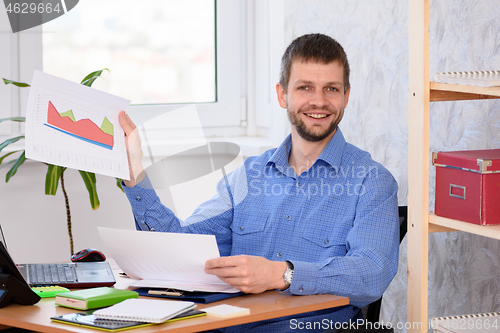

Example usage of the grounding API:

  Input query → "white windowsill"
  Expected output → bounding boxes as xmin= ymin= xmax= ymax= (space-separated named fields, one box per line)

xmin=141 ymin=135 xmax=275 ymax=161
xmin=1 ymin=135 xmax=275 ymax=160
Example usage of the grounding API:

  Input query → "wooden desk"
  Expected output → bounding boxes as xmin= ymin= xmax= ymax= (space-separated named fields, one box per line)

xmin=0 ymin=260 xmax=348 ymax=332
xmin=0 ymin=291 xmax=348 ymax=332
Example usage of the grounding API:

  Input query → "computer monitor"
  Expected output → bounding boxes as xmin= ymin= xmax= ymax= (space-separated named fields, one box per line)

xmin=0 ymin=241 xmax=40 ymax=307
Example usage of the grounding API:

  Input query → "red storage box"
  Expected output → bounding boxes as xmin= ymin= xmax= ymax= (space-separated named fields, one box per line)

xmin=433 ymin=149 xmax=500 ymax=225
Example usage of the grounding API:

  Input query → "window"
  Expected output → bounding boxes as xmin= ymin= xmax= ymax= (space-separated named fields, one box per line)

xmin=5 ymin=0 xmax=244 ymax=139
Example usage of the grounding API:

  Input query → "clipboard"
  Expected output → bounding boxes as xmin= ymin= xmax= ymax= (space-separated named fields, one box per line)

xmin=133 ymin=288 xmax=246 ymax=304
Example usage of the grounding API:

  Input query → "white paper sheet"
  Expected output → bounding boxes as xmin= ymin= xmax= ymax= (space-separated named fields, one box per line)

xmin=97 ymin=227 xmax=240 ymax=293
xmin=25 ymin=70 xmax=131 ymax=180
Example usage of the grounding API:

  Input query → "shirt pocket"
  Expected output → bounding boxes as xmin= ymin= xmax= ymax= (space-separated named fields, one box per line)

xmin=230 ymin=213 xmax=269 ymax=236
xmin=301 ymin=226 xmax=348 ymax=257
xmin=230 ymin=213 xmax=270 ymax=256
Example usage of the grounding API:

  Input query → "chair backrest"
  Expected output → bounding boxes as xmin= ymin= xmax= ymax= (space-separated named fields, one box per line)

xmin=365 ymin=206 xmax=407 ymax=323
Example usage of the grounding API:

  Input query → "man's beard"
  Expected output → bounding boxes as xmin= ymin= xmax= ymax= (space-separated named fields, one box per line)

xmin=287 ymin=106 xmax=343 ymax=142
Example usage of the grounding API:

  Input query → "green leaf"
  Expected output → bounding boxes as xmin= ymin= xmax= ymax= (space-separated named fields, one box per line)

xmin=0 ymin=136 xmax=24 ymax=153
xmin=0 ymin=159 xmax=15 ymax=171
xmin=116 ymin=178 xmax=124 ymax=192
xmin=79 ymin=171 xmax=100 ymax=210
xmin=3 ymin=78 xmax=30 ymax=87
xmin=5 ymin=151 xmax=26 ymax=182
xmin=45 ymin=165 xmax=65 ymax=195
xmin=0 ymin=117 xmax=26 ymax=123
xmin=0 ymin=150 xmax=22 ymax=165
xmin=80 ymin=69 xmax=109 ymax=87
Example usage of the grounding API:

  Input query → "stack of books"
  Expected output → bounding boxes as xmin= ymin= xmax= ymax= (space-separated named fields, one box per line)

xmin=51 ymin=287 xmax=205 ymax=331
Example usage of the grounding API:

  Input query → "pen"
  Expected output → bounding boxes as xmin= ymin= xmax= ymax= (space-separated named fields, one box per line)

xmin=148 ymin=289 xmax=184 ymax=297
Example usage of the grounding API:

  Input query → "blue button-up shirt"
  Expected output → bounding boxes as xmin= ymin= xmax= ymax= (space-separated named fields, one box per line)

xmin=123 ymin=128 xmax=399 ymax=332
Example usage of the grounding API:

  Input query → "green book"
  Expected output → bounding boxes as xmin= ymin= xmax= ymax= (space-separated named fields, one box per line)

xmin=55 ymin=287 xmax=138 ymax=310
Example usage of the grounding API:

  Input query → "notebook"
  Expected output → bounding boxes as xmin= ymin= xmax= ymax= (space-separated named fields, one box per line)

xmin=431 ymin=312 xmax=500 ymax=333
xmin=434 ymin=70 xmax=500 ymax=87
xmin=93 ymin=298 xmax=196 ymax=324
xmin=51 ymin=309 xmax=205 ymax=331
xmin=18 ymin=261 xmax=116 ymax=288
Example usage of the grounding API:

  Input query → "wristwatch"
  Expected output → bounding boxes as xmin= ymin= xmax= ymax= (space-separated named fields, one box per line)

xmin=283 ymin=261 xmax=294 ymax=289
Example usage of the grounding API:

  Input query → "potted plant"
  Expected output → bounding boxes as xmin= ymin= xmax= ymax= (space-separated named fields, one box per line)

xmin=0 ymin=69 xmax=123 ymax=255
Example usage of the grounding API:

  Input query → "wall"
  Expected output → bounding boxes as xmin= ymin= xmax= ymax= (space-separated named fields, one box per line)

xmin=285 ymin=0 xmax=500 ymax=332
xmin=0 ymin=161 xmax=136 ymax=263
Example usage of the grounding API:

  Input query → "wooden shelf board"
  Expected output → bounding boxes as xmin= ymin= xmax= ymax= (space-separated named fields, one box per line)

xmin=429 ymin=212 xmax=500 ymax=239
xmin=428 ymin=223 xmax=457 ymax=233
xmin=430 ymin=82 xmax=500 ymax=101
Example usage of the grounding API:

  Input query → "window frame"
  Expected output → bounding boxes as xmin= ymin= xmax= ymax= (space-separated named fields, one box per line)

xmin=251 ymin=0 xmax=287 ymax=147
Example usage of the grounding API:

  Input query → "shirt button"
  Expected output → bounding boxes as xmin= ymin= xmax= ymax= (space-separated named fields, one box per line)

xmin=286 ymin=215 xmax=291 ymax=220
xmin=324 ymin=239 xmax=329 ymax=244
xmin=277 ymin=252 xmax=282 ymax=258
xmin=296 ymin=182 xmax=301 ymax=187
xmin=240 ymin=226 xmax=245 ymax=231
xmin=150 ymin=228 xmax=155 ymax=231
xmin=299 ymin=288 xmax=303 ymax=293
xmin=135 ymin=196 xmax=141 ymax=201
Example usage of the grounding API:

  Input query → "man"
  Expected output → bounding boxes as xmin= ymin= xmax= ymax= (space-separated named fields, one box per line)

xmin=119 ymin=33 xmax=399 ymax=332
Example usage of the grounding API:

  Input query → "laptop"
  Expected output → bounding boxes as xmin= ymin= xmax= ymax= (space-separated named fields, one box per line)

xmin=0 ymin=225 xmax=115 ymax=288
xmin=18 ymin=261 xmax=116 ymax=288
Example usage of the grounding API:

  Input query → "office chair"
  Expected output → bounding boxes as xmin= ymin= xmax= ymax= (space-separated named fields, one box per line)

xmin=333 ymin=206 xmax=408 ymax=333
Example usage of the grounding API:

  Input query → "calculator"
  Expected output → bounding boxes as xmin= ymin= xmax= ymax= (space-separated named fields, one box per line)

xmin=32 ymin=285 xmax=70 ymax=298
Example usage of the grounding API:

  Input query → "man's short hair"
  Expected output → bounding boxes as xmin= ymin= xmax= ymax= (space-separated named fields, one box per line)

xmin=279 ymin=33 xmax=350 ymax=94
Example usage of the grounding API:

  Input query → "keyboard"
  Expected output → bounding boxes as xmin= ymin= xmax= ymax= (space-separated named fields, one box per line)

xmin=28 ymin=263 xmax=76 ymax=285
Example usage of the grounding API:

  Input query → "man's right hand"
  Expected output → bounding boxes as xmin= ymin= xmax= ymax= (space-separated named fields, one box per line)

xmin=119 ymin=111 xmax=145 ymax=187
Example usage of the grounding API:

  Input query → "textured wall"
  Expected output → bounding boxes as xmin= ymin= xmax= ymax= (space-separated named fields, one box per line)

xmin=285 ymin=0 xmax=500 ymax=332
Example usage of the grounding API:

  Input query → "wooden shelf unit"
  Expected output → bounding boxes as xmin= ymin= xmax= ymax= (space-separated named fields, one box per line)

xmin=429 ymin=213 xmax=500 ymax=238
xmin=430 ymin=82 xmax=500 ymax=101
xmin=407 ymin=1 xmax=500 ymax=332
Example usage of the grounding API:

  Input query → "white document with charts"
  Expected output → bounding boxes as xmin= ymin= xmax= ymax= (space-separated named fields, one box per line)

xmin=97 ymin=227 xmax=240 ymax=293
xmin=25 ymin=70 xmax=130 ymax=180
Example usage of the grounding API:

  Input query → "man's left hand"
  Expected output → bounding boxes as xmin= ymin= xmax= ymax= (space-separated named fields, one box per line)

xmin=205 ymin=255 xmax=288 ymax=294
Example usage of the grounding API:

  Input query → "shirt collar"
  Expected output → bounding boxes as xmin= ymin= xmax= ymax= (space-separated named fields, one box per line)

xmin=316 ymin=127 xmax=346 ymax=170
xmin=267 ymin=127 xmax=346 ymax=172
xmin=267 ymin=134 xmax=293 ymax=176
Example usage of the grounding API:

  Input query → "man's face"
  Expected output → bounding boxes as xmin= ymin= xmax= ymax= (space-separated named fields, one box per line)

xmin=277 ymin=60 xmax=350 ymax=143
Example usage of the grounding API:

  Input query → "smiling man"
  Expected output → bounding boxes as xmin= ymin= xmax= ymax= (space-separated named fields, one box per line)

xmin=120 ymin=33 xmax=399 ymax=332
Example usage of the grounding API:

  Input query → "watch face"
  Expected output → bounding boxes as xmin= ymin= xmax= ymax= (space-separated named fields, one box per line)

xmin=285 ymin=268 xmax=293 ymax=283
xmin=283 ymin=261 xmax=294 ymax=287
